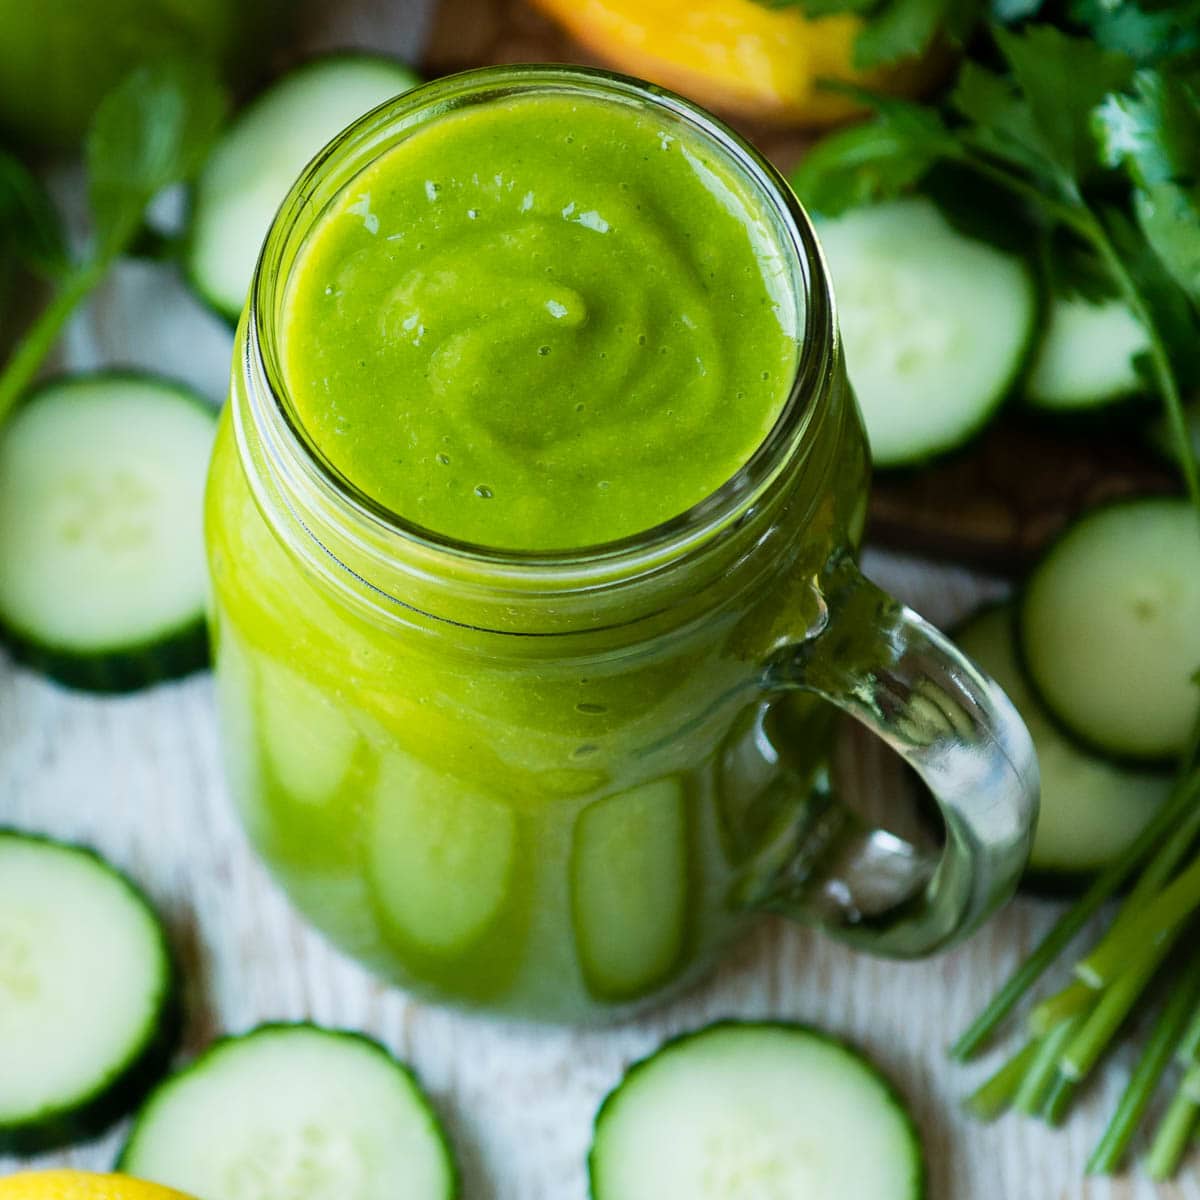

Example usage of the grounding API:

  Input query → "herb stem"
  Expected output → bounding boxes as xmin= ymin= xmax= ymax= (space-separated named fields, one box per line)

xmin=1178 ymin=989 xmax=1200 ymax=1065
xmin=1147 ymin=1062 xmax=1200 ymax=1179
xmin=1040 ymin=1071 xmax=1077 ymax=1125
xmin=1016 ymin=1016 xmax=1084 ymax=1115
xmin=1061 ymin=935 xmax=1178 ymax=1082
xmin=1087 ymin=955 xmax=1200 ymax=1173
xmin=1081 ymin=210 xmax=1200 ymax=511
xmin=965 ymin=1036 xmax=1041 ymax=1120
xmin=1030 ymin=980 xmax=1096 ymax=1036
xmin=954 ymin=145 xmax=1092 ymax=233
xmin=952 ymin=773 xmax=1200 ymax=1060
xmin=0 ymin=258 xmax=107 ymax=423
xmin=1078 ymin=854 xmax=1200 ymax=988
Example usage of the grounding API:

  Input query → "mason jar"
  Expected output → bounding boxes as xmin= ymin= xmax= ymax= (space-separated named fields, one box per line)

xmin=205 ymin=65 xmax=1038 ymax=1022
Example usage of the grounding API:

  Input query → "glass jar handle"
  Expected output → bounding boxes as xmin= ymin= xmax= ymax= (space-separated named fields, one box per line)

xmin=755 ymin=551 xmax=1039 ymax=956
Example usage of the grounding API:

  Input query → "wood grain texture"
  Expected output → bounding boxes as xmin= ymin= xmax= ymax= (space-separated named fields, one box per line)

xmin=1 ymin=2 xmax=1197 ymax=1195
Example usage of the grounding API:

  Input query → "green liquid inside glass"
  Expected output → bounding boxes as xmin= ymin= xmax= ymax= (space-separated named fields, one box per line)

xmin=280 ymin=93 xmax=796 ymax=548
xmin=207 ymin=84 xmax=862 ymax=1020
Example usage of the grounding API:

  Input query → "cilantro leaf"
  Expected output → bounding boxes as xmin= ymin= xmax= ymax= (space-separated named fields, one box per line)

xmin=952 ymin=61 xmax=1056 ymax=181
xmin=86 ymin=57 xmax=227 ymax=261
xmin=990 ymin=0 xmax=1042 ymax=20
xmin=0 ymin=149 xmax=69 ymax=279
xmin=1102 ymin=202 xmax=1200 ymax=387
xmin=1093 ymin=69 xmax=1200 ymax=187
xmin=992 ymin=26 xmax=1134 ymax=188
xmin=1095 ymin=69 xmax=1200 ymax=302
xmin=1136 ymin=180 xmax=1200 ymax=301
xmin=1071 ymin=0 xmax=1200 ymax=66
xmin=764 ymin=0 xmax=989 ymax=62
xmin=789 ymin=106 xmax=958 ymax=213
xmin=853 ymin=0 xmax=959 ymax=67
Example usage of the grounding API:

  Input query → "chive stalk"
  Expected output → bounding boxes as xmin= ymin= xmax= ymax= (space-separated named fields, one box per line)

xmin=952 ymin=773 xmax=1200 ymax=1060
xmin=964 ymin=1037 xmax=1041 ymax=1120
xmin=1030 ymin=980 xmax=1095 ymax=1036
xmin=1060 ymin=936 xmax=1179 ymax=1083
xmin=1147 ymin=1062 xmax=1200 ymax=1180
xmin=1015 ymin=1016 xmax=1084 ymax=1116
xmin=1087 ymin=956 xmax=1200 ymax=1173
xmin=1078 ymin=856 xmax=1200 ymax=988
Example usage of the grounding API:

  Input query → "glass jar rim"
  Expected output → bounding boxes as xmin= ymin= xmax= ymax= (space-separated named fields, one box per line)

xmin=248 ymin=63 xmax=837 ymax=587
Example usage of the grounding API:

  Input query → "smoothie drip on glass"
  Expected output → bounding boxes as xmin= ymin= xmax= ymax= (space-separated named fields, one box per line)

xmin=280 ymin=93 xmax=799 ymax=549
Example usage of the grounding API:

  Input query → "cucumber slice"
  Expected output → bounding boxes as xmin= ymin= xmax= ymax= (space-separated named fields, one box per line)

xmin=119 ymin=1024 xmax=457 ymax=1200
xmin=1026 ymin=295 xmax=1150 ymax=412
xmin=570 ymin=778 xmax=689 ymax=1002
xmin=369 ymin=751 xmax=517 ymax=957
xmin=957 ymin=605 xmax=1169 ymax=885
xmin=187 ymin=54 xmax=422 ymax=320
xmin=815 ymin=198 xmax=1036 ymax=468
xmin=257 ymin=658 xmax=363 ymax=806
xmin=1020 ymin=498 xmax=1200 ymax=762
xmin=589 ymin=1021 xmax=924 ymax=1200
xmin=0 ymin=372 xmax=215 ymax=692
xmin=0 ymin=831 xmax=179 ymax=1154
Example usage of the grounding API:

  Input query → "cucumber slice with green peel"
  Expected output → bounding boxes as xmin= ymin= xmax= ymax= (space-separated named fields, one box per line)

xmin=119 ymin=1024 xmax=458 ymax=1200
xmin=957 ymin=605 xmax=1169 ymax=886
xmin=589 ymin=1021 xmax=924 ymax=1200
xmin=815 ymin=198 xmax=1036 ymax=468
xmin=1019 ymin=498 xmax=1200 ymax=763
xmin=1025 ymin=295 xmax=1150 ymax=412
xmin=571 ymin=778 xmax=689 ymax=1002
xmin=0 ymin=831 xmax=179 ymax=1155
xmin=0 ymin=372 xmax=215 ymax=692
xmin=248 ymin=663 xmax=370 ymax=877
xmin=187 ymin=54 xmax=422 ymax=320
xmin=257 ymin=658 xmax=363 ymax=806
xmin=369 ymin=752 xmax=517 ymax=957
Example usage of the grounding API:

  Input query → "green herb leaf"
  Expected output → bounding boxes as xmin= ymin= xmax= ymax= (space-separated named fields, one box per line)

xmin=1095 ymin=70 xmax=1200 ymax=302
xmin=952 ymin=61 xmax=1055 ymax=180
xmin=0 ymin=57 xmax=228 ymax=424
xmin=1136 ymin=181 xmax=1200 ymax=302
xmin=1094 ymin=69 xmax=1200 ymax=188
xmin=789 ymin=109 xmax=957 ymax=213
xmin=1070 ymin=0 xmax=1200 ymax=66
xmin=990 ymin=0 xmax=1042 ymax=21
xmin=922 ymin=161 xmax=1041 ymax=250
xmin=85 ymin=57 xmax=227 ymax=262
xmin=1038 ymin=228 xmax=1119 ymax=303
xmin=0 ymin=149 xmax=69 ymax=279
xmin=992 ymin=26 xmax=1135 ymax=188
xmin=852 ymin=0 xmax=957 ymax=66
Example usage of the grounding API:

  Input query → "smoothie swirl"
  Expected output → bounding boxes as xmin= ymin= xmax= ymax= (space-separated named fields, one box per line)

xmin=282 ymin=92 xmax=799 ymax=550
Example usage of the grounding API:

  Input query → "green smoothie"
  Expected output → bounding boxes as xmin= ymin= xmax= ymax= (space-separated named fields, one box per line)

xmin=281 ymin=93 xmax=797 ymax=549
xmin=207 ymin=71 xmax=869 ymax=1020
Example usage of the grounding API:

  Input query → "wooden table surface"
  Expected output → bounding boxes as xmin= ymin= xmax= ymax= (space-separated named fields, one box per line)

xmin=2 ymin=3 xmax=1199 ymax=1197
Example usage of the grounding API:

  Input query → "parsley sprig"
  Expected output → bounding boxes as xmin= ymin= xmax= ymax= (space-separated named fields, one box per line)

xmin=794 ymin=21 xmax=1200 ymax=1176
xmin=0 ymin=59 xmax=226 ymax=423
xmin=793 ymin=27 xmax=1200 ymax=501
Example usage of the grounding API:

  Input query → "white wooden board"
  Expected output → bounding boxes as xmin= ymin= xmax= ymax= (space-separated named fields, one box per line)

xmin=2 ymin=3 xmax=1198 ymax=1194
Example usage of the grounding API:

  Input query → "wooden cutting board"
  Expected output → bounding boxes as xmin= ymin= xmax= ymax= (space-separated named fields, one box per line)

xmin=424 ymin=0 xmax=1177 ymax=574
